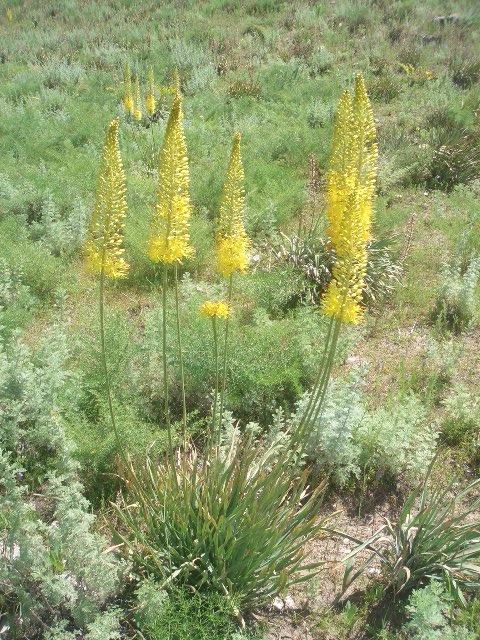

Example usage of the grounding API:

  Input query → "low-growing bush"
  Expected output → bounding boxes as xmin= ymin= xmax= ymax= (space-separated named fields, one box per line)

xmin=355 ymin=394 xmax=438 ymax=483
xmin=135 ymin=580 xmax=251 ymax=640
xmin=426 ymin=130 xmax=480 ymax=193
xmin=0 ymin=329 xmax=127 ymax=638
xmin=236 ymin=265 xmax=308 ymax=317
xmin=0 ymin=325 xmax=77 ymax=480
xmin=440 ymin=384 xmax=480 ymax=469
xmin=450 ymin=58 xmax=480 ymax=89
xmin=297 ymin=375 xmax=437 ymax=488
xmin=0 ymin=215 xmax=65 ymax=302
xmin=0 ymin=452 xmax=127 ymax=639
xmin=298 ymin=372 xmax=364 ymax=487
xmin=403 ymin=582 xmax=474 ymax=640
xmin=0 ymin=258 xmax=38 ymax=337
xmin=28 ymin=192 xmax=89 ymax=257
xmin=432 ymin=253 xmax=480 ymax=332
xmin=367 ymin=75 xmax=402 ymax=103
xmin=338 ymin=462 xmax=480 ymax=605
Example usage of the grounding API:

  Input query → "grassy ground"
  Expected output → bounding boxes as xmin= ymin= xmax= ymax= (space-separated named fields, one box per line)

xmin=1 ymin=0 xmax=480 ymax=638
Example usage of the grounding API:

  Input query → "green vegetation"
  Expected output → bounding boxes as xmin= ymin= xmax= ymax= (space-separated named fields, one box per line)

xmin=1 ymin=0 xmax=479 ymax=638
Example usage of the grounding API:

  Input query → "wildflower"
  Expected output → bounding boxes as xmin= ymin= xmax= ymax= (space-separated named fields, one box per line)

xmin=6 ymin=8 xmax=12 ymax=22
xmin=200 ymin=300 xmax=230 ymax=319
xmin=216 ymin=133 xmax=250 ymax=277
xmin=133 ymin=75 xmax=142 ymax=121
xmin=84 ymin=118 xmax=129 ymax=279
xmin=146 ymin=65 xmax=156 ymax=116
xmin=123 ymin=63 xmax=134 ymax=115
xmin=147 ymin=93 xmax=193 ymax=264
xmin=322 ymin=75 xmax=377 ymax=323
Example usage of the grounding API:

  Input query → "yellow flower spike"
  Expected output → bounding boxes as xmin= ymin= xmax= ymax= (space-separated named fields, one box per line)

xmin=147 ymin=93 xmax=194 ymax=265
xmin=133 ymin=75 xmax=142 ymax=121
xmin=322 ymin=74 xmax=377 ymax=324
xmin=146 ymin=65 xmax=156 ymax=116
xmin=123 ymin=62 xmax=134 ymax=114
xmin=200 ymin=300 xmax=230 ymax=319
xmin=216 ymin=133 xmax=250 ymax=277
xmin=84 ymin=118 xmax=129 ymax=279
xmin=6 ymin=7 xmax=12 ymax=22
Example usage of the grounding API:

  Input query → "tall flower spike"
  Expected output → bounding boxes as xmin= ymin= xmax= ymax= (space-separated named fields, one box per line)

xmin=322 ymin=74 xmax=377 ymax=323
xmin=216 ymin=133 xmax=250 ymax=277
xmin=84 ymin=118 xmax=129 ymax=279
xmin=147 ymin=93 xmax=193 ymax=264
xmin=146 ymin=65 xmax=156 ymax=116
xmin=133 ymin=75 xmax=142 ymax=121
xmin=123 ymin=63 xmax=134 ymax=115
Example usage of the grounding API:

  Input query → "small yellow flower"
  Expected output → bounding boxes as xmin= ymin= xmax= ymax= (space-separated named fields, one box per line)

xmin=6 ymin=8 xmax=12 ymax=22
xmin=145 ymin=65 xmax=156 ymax=116
xmin=200 ymin=300 xmax=230 ymax=319
xmin=133 ymin=75 xmax=142 ymax=121
xmin=123 ymin=63 xmax=134 ymax=114
xmin=84 ymin=118 xmax=129 ymax=279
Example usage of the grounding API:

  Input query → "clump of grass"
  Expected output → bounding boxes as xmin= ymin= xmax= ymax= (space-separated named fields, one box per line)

xmin=450 ymin=58 xmax=480 ymax=89
xmin=337 ymin=461 xmax=480 ymax=606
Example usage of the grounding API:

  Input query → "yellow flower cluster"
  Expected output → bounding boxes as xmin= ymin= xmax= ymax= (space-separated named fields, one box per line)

xmin=147 ymin=92 xmax=193 ymax=265
xmin=322 ymin=75 xmax=377 ymax=324
xmin=133 ymin=75 xmax=142 ymax=121
xmin=84 ymin=118 xmax=129 ymax=279
xmin=216 ymin=133 xmax=250 ymax=277
xmin=123 ymin=63 xmax=134 ymax=115
xmin=200 ymin=300 xmax=230 ymax=319
xmin=145 ymin=65 xmax=156 ymax=116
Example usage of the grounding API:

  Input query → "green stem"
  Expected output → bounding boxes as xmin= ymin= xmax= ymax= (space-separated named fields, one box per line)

xmin=310 ymin=316 xmax=342 ymax=427
xmin=162 ymin=264 xmax=172 ymax=455
xmin=99 ymin=266 xmax=126 ymax=466
xmin=212 ymin=317 xmax=220 ymax=445
xmin=174 ymin=264 xmax=188 ymax=449
xmin=297 ymin=314 xmax=336 ymax=435
xmin=149 ymin=119 xmax=158 ymax=169
xmin=218 ymin=275 xmax=233 ymax=432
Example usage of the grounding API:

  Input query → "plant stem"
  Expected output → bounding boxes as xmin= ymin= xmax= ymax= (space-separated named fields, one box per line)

xmin=174 ymin=264 xmax=188 ymax=449
xmin=297 ymin=314 xmax=335 ymax=435
xmin=162 ymin=264 xmax=172 ymax=455
xmin=310 ymin=316 xmax=342 ymax=427
xmin=99 ymin=265 xmax=126 ymax=465
xmin=218 ymin=275 xmax=233 ymax=433
xmin=211 ymin=317 xmax=220 ymax=445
